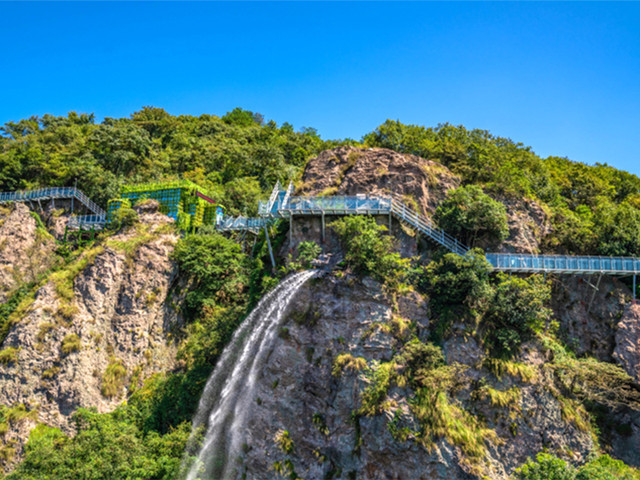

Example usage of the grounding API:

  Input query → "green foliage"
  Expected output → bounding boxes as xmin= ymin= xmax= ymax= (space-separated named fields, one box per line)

xmin=394 ymin=338 xmax=446 ymax=388
xmin=297 ymin=241 xmax=321 ymax=268
xmin=4 ymin=409 xmax=192 ymax=480
xmin=421 ymin=250 xmax=493 ymax=330
xmin=173 ymin=233 xmax=248 ymax=316
xmin=330 ymin=216 xmax=409 ymax=288
xmin=434 ymin=185 xmax=509 ymax=247
xmin=101 ymin=357 xmax=127 ymax=399
xmin=423 ymin=253 xmax=553 ymax=359
xmin=274 ymin=429 xmax=294 ymax=454
xmin=358 ymin=361 xmax=395 ymax=415
xmin=173 ymin=232 xmax=251 ymax=367
xmin=551 ymin=350 xmax=640 ymax=410
xmin=365 ymin=120 xmax=640 ymax=256
xmin=576 ymin=455 xmax=640 ymax=480
xmin=0 ymin=347 xmax=19 ymax=365
xmin=482 ymin=274 xmax=552 ymax=359
xmin=514 ymin=452 xmax=575 ymax=480
xmin=0 ymin=108 xmax=339 ymax=209
xmin=0 ymin=287 xmax=33 ymax=346
xmin=111 ymin=204 xmax=139 ymax=230
xmin=332 ymin=353 xmax=367 ymax=376
xmin=514 ymin=453 xmax=640 ymax=480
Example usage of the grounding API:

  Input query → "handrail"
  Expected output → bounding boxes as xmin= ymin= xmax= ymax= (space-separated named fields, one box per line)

xmin=266 ymin=181 xmax=282 ymax=213
xmin=0 ymin=187 xmax=106 ymax=216
xmin=486 ymin=253 xmax=640 ymax=275
xmin=389 ymin=197 xmax=469 ymax=255
xmin=281 ymin=181 xmax=294 ymax=210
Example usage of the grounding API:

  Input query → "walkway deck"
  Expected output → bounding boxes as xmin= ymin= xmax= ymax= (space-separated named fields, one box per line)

xmin=220 ymin=183 xmax=640 ymax=277
xmin=0 ymin=187 xmax=107 ymax=229
xmin=3 ymin=184 xmax=640 ymax=279
xmin=485 ymin=253 xmax=640 ymax=276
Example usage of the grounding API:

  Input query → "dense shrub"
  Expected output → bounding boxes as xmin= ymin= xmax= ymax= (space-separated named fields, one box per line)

xmin=482 ymin=274 xmax=552 ymax=359
xmin=297 ymin=241 xmax=322 ymax=268
xmin=420 ymin=250 xmax=493 ymax=328
xmin=4 ymin=409 xmax=191 ymax=480
xmin=60 ymin=334 xmax=82 ymax=355
xmin=330 ymin=216 xmax=409 ymax=288
xmin=173 ymin=233 xmax=249 ymax=319
xmin=514 ymin=453 xmax=640 ymax=480
xmin=514 ymin=453 xmax=575 ymax=480
xmin=434 ymin=185 xmax=509 ymax=247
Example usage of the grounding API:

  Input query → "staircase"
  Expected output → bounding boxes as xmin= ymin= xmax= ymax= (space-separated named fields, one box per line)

xmin=389 ymin=195 xmax=469 ymax=256
xmin=0 ymin=187 xmax=107 ymax=229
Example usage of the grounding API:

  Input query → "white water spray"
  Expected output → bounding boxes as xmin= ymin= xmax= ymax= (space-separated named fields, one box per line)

xmin=183 ymin=270 xmax=316 ymax=480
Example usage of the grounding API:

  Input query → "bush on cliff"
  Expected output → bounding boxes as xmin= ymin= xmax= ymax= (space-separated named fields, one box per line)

xmin=330 ymin=216 xmax=409 ymax=288
xmin=434 ymin=185 xmax=509 ymax=248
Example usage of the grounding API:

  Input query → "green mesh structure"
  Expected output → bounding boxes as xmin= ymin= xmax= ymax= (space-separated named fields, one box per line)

xmin=108 ymin=180 xmax=223 ymax=231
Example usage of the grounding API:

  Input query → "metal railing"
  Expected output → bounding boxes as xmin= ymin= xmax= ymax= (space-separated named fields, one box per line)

xmin=217 ymin=216 xmax=269 ymax=233
xmin=0 ymin=187 xmax=75 ymax=203
xmin=389 ymin=197 xmax=469 ymax=256
xmin=68 ymin=214 xmax=108 ymax=229
xmin=283 ymin=195 xmax=392 ymax=215
xmin=72 ymin=189 xmax=106 ymax=216
xmin=0 ymin=187 xmax=106 ymax=216
xmin=486 ymin=253 xmax=640 ymax=275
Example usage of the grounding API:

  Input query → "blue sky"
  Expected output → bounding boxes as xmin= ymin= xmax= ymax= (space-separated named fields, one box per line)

xmin=1 ymin=2 xmax=639 ymax=175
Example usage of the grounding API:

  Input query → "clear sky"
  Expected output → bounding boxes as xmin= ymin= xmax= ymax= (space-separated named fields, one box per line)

xmin=1 ymin=2 xmax=639 ymax=175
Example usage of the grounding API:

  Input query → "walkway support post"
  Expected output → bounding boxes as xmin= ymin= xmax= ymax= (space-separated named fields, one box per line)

xmin=71 ymin=178 xmax=77 ymax=214
xmin=321 ymin=212 xmax=325 ymax=243
xmin=634 ymin=274 xmax=637 ymax=303
xmin=264 ymin=225 xmax=276 ymax=271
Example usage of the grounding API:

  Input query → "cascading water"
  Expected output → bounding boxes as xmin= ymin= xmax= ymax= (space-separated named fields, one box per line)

xmin=183 ymin=270 xmax=317 ymax=480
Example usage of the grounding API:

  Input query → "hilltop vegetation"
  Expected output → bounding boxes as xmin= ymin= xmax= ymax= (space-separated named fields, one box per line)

xmin=364 ymin=120 xmax=640 ymax=256
xmin=2 ymin=110 xmax=640 ymax=255
xmin=0 ymin=107 xmax=345 ymax=214
xmin=1 ymin=109 xmax=640 ymax=479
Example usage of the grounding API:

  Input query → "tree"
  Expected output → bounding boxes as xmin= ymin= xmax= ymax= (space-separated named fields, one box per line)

xmin=514 ymin=453 xmax=576 ymax=480
xmin=297 ymin=241 xmax=322 ymax=268
xmin=482 ymin=274 xmax=552 ymax=359
xmin=172 ymin=233 xmax=249 ymax=318
xmin=434 ymin=185 xmax=509 ymax=248
xmin=421 ymin=250 xmax=493 ymax=327
xmin=330 ymin=216 xmax=408 ymax=288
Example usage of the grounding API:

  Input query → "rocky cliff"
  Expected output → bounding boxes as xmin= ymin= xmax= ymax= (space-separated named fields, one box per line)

xmin=298 ymin=146 xmax=551 ymax=255
xmin=0 ymin=148 xmax=639 ymax=479
xmin=0 ymin=201 xmax=182 ymax=471
xmin=218 ymin=274 xmax=604 ymax=480
xmin=0 ymin=204 xmax=57 ymax=303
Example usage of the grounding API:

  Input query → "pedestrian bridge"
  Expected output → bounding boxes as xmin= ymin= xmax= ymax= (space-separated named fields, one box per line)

xmin=219 ymin=182 xmax=640 ymax=285
xmin=2 ymin=184 xmax=639 ymax=288
xmin=0 ymin=187 xmax=107 ymax=229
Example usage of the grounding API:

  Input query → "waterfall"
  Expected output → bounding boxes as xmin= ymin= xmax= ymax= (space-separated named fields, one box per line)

xmin=183 ymin=270 xmax=317 ymax=480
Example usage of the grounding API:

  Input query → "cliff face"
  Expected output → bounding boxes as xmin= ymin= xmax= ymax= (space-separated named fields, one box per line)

xmin=298 ymin=146 xmax=460 ymax=216
xmin=298 ymin=146 xmax=551 ymax=255
xmin=0 ymin=202 xmax=182 ymax=471
xmin=0 ymin=204 xmax=57 ymax=303
xmin=1 ymin=149 xmax=639 ymax=479
xmin=226 ymin=275 xmax=597 ymax=480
